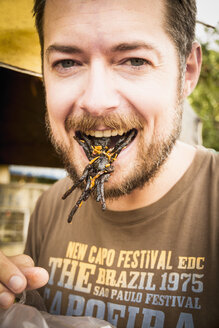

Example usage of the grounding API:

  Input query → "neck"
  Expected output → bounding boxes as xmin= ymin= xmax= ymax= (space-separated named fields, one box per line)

xmin=106 ymin=141 xmax=196 ymax=211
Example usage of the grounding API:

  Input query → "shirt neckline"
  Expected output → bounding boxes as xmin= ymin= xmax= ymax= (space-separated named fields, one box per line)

xmin=89 ymin=146 xmax=208 ymax=225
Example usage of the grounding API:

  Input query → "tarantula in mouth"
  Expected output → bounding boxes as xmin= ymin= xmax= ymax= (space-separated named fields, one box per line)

xmin=62 ymin=128 xmax=137 ymax=223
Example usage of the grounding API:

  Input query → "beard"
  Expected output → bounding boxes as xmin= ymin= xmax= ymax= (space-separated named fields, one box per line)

xmin=45 ymin=97 xmax=183 ymax=201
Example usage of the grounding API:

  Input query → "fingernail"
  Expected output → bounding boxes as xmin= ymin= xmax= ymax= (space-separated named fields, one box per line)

xmin=8 ymin=275 xmax=24 ymax=292
xmin=0 ymin=292 xmax=13 ymax=308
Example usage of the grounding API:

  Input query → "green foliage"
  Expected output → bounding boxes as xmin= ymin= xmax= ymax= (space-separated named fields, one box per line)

xmin=189 ymin=26 xmax=219 ymax=151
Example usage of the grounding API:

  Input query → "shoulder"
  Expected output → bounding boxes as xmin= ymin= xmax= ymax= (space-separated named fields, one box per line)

xmin=34 ymin=176 xmax=79 ymax=216
xmin=30 ymin=176 xmax=82 ymax=232
xmin=194 ymin=147 xmax=219 ymax=197
xmin=40 ymin=176 xmax=73 ymax=201
xmin=196 ymin=146 xmax=219 ymax=172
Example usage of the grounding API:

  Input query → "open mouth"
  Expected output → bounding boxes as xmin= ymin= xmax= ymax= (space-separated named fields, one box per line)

xmin=62 ymin=128 xmax=137 ymax=223
xmin=75 ymin=128 xmax=138 ymax=158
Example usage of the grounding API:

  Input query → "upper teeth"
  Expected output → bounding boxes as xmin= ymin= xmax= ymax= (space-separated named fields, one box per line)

xmin=85 ymin=129 xmax=126 ymax=138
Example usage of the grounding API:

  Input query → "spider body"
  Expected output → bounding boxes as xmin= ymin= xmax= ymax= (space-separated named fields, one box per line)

xmin=62 ymin=129 xmax=137 ymax=223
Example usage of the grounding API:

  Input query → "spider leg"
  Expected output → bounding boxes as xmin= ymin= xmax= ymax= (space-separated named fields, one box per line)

xmin=67 ymin=195 xmax=85 ymax=223
xmin=81 ymin=133 xmax=100 ymax=159
xmin=110 ymin=134 xmax=127 ymax=154
xmin=113 ymin=129 xmax=137 ymax=156
xmin=96 ymin=164 xmax=114 ymax=203
xmin=96 ymin=176 xmax=105 ymax=202
xmin=74 ymin=136 xmax=92 ymax=160
xmin=96 ymin=179 xmax=101 ymax=202
xmin=96 ymin=173 xmax=111 ymax=210
xmin=62 ymin=164 xmax=92 ymax=199
xmin=81 ymin=133 xmax=93 ymax=148
xmin=67 ymin=177 xmax=92 ymax=223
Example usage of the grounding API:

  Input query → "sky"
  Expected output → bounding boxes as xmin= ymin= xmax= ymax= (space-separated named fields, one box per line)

xmin=197 ymin=0 xmax=218 ymax=27
xmin=196 ymin=0 xmax=219 ymax=49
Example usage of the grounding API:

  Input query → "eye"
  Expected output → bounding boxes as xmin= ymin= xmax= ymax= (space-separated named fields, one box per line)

xmin=52 ymin=59 xmax=83 ymax=74
xmin=125 ymin=58 xmax=151 ymax=67
xmin=56 ymin=59 xmax=81 ymax=68
xmin=60 ymin=60 xmax=76 ymax=68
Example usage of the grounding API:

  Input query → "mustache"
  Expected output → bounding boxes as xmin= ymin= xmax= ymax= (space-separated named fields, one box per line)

xmin=65 ymin=112 xmax=144 ymax=132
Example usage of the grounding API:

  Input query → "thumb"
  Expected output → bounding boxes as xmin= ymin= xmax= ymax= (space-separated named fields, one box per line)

xmin=9 ymin=254 xmax=49 ymax=290
xmin=21 ymin=266 xmax=49 ymax=290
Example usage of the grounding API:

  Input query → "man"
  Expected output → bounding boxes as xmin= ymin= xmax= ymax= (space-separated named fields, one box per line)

xmin=0 ymin=0 xmax=218 ymax=327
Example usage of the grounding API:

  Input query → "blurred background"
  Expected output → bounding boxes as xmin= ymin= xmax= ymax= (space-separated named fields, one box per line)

xmin=0 ymin=0 xmax=218 ymax=255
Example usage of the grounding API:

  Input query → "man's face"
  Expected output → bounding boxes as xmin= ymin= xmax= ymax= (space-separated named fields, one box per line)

xmin=43 ymin=0 xmax=183 ymax=198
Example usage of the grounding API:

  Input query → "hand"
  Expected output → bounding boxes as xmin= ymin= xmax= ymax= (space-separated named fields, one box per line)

xmin=0 ymin=251 xmax=49 ymax=309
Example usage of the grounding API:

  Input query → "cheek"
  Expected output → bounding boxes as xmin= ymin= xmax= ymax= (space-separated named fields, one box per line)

xmin=44 ymin=78 xmax=77 ymax=147
xmin=122 ymin=83 xmax=177 ymax=132
xmin=45 ymin=85 xmax=72 ymax=122
xmin=118 ymin=72 xmax=178 ymax=118
xmin=44 ymin=72 xmax=83 ymax=123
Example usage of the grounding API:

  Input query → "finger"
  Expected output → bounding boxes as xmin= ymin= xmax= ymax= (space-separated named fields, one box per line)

xmin=0 ymin=252 xmax=27 ymax=294
xmin=0 ymin=283 xmax=15 ymax=309
xmin=21 ymin=267 xmax=49 ymax=290
xmin=9 ymin=254 xmax=35 ymax=268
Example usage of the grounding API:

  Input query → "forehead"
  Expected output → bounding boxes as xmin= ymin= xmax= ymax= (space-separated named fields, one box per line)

xmin=44 ymin=0 xmax=165 ymax=21
xmin=44 ymin=0 xmax=168 ymax=48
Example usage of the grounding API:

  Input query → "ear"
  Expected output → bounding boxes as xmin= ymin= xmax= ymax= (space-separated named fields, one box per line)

xmin=183 ymin=41 xmax=202 ymax=98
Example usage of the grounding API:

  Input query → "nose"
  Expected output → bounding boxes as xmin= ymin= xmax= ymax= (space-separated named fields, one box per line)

xmin=78 ymin=60 xmax=120 ymax=116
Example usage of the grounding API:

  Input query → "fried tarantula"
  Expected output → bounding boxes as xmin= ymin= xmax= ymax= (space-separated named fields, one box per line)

xmin=62 ymin=129 xmax=137 ymax=223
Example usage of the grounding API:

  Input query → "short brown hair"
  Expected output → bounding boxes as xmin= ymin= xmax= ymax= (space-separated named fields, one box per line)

xmin=164 ymin=0 xmax=197 ymax=67
xmin=33 ymin=0 xmax=197 ymax=67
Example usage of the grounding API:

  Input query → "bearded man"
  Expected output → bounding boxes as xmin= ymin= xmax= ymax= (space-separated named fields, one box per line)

xmin=0 ymin=0 xmax=218 ymax=327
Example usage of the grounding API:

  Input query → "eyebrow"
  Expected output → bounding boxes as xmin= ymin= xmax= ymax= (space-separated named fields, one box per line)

xmin=45 ymin=44 xmax=83 ymax=58
xmin=111 ymin=42 xmax=158 ymax=53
